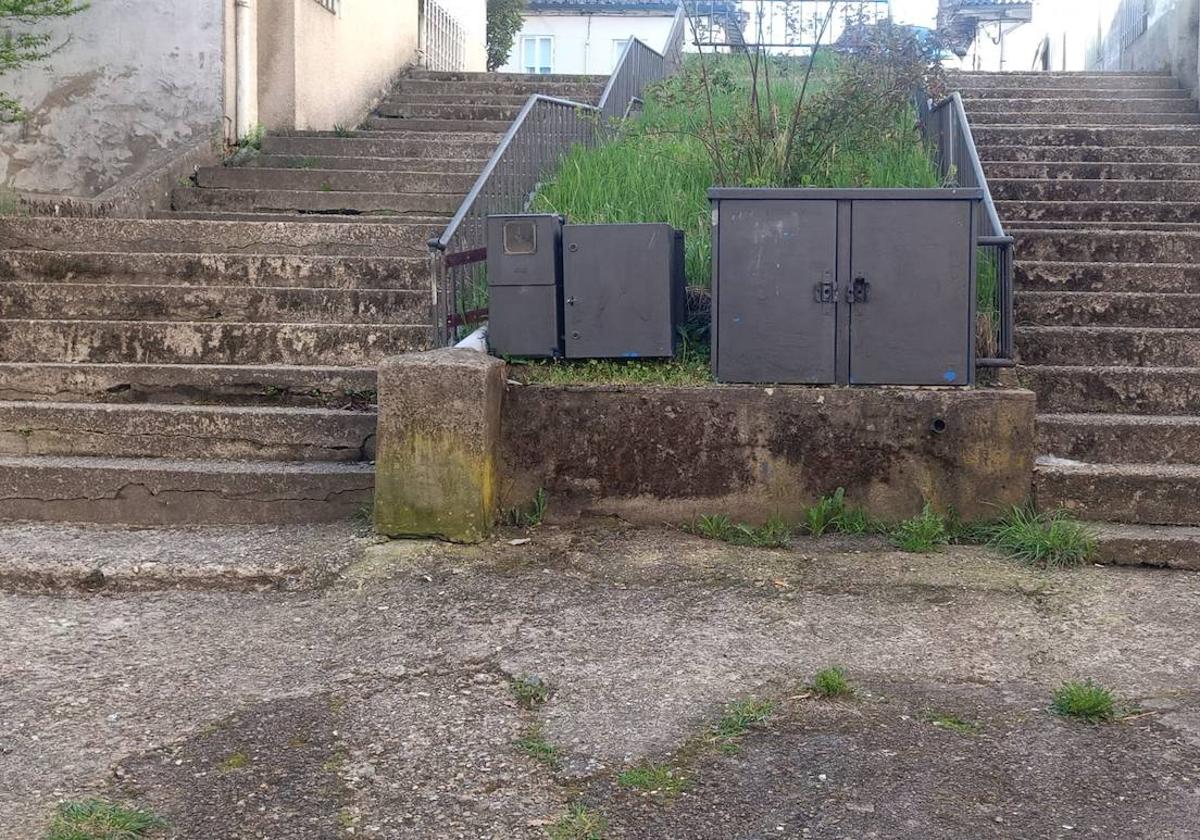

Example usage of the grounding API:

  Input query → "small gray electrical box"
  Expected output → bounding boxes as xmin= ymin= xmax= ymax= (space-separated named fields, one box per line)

xmin=562 ymin=223 xmax=685 ymax=359
xmin=486 ymin=214 xmax=563 ymax=357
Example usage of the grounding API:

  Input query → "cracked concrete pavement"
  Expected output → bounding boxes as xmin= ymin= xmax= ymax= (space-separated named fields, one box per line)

xmin=1 ymin=521 xmax=1199 ymax=838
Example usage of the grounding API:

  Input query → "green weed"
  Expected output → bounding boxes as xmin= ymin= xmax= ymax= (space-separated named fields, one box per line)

xmin=985 ymin=506 xmax=1097 ymax=569
xmin=924 ymin=712 xmax=981 ymax=735
xmin=810 ymin=666 xmax=854 ymax=699
xmin=218 ymin=751 xmax=250 ymax=772
xmin=714 ymin=697 xmax=774 ymax=741
xmin=238 ymin=123 xmax=265 ymax=151
xmin=515 ymin=726 xmax=558 ymax=767
xmin=890 ymin=504 xmax=950 ymax=553
xmin=617 ymin=762 xmax=689 ymax=793
xmin=504 ymin=488 xmax=548 ymax=527
xmin=1051 ymin=679 xmax=1116 ymax=723
xmin=510 ymin=675 xmax=551 ymax=709
xmin=548 ymin=804 xmax=607 ymax=840
xmin=45 ymin=799 xmax=165 ymax=840
xmin=508 ymin=347 xmax=712 ymax=386
xmin=333 ymin=124 xmax=354 ymax=138
xmin=692 ymin=514 xmax=791 ymax=548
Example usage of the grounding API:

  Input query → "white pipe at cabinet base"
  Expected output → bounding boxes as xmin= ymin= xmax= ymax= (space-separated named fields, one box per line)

xmin=454 ymin=324 xmax=489 ymax=353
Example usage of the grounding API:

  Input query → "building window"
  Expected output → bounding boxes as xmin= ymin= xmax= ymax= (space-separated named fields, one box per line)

xmin=612 ymin=38 xmax=629 ymax=68
xmin=522 ymin=36 xmax=553 ymax=74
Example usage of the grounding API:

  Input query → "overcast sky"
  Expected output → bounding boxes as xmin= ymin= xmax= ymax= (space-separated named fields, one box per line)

xmin=889 ymin=0 xmax=938 ymax=27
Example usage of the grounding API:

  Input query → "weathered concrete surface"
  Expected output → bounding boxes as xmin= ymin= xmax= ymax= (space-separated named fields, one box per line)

xmin=2 ymin=523 xmax=1200 ymax=838
xmin=375 ymin=349 xmax=505 ymax=542
xmin=502 ymin=385 xmax=1036 ymax=523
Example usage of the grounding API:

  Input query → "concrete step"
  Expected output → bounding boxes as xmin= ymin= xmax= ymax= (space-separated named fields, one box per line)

xmin=373 ymin=101 xmax=523 ymax=120
xmin=0 ymin=283 xmax=430 ymax=325
xmin=362 ymin=116 xmax=510 ymax=132
xmin=153 ymin=210 xmax=450 ymax=225
xmin=967 ymin=112 xmax=1200 ymax=126
xmin=406 ymin=70 xmax=607 ymax=83
xmin=959 ymin=86 xmax=1191 ymax=100
xmin=1014 ymin=229 xmax=1200 ymax=264
xmin=0 ymin=319 xmax=431 ymax=366
xmin=992 ymin=177 xmax=1200 ymax=202
xmin=195 ymin=166 xmax=476 ymax=194
xmin=1090 ymin=522 xmax=1200 ymax=570
xmin=964 ymin=97 xmax=1198 ymax=114
xmin=0 ymin=454 xmax=373 ymax=525
xmin=979 ymin=144 xmax=1200 ymax=163
xmin=252 ymin=154 xmax=484 ymax=173
xmin=973 ymin=126 xmax=1200 ymax=146
xmin=0 ymin=250 xmax=429 ymax=290
xmin=382 ymin=92 xmax=532 ymax=106
xmin=172 ymin=186 xmax=461 ymax=216
xmin=1039 ymin=412 xmax=1200 ymax=465
xmin=1035 ymin=458 xmax=1200 ymax=526
xmin=392 ymin=78 xmax=604 ymax=98
xmin=0 ymin=401 xmax=376 ymax=462
xmin=983 ymin=160 xmax=1200 ymax=180
xmin=1008 ymin=220 xmax=1200 ymax=232
xmin=1016 ymin=260 xmax=1200 ymax=293
xmin=950 ymin=71 xmax=1179 ymax=90
xmin=1017 ymin=326 xmax=1200 ymax=367
xmin=1001 ymin=200 xmax=1200 ymax=224
xmin=261 ymin=133 xmax=497 ymax=158
xmin=1017 ymin=291 xmax=1200 ymax=328
xmin=0 ymin=362 xmax=376 ymax=406
xmin=1025 ymin=365 xmax=1200 ymax=415
xmin=0 ymin=217 xmax=442 ymax=256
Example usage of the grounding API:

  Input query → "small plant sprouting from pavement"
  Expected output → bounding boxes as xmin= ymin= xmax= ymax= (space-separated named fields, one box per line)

xmin=985 ymin=506 xmax=1097 ymax=569
xmin=890 ymin=503 xmax=950 ymax=553
xmin=45 ymin=798 xmax=166 ymax=840
xmin=713 ymin=697 xmax=774 ymax=750
xmin=810 ymin=666 xmax=855 ymax=699
xmin=924 ymin=712 xmax=981 ymax=735
xmin=617 ymin=762 xmax=690 ymax=794
xmin=333 ymin=123 xmax=354 ymax=138
xmin=548 ymin=803 xmax=607 ymax=840
xmin=692 ymin=514 xmax=792 ymax=548
xmin=515 ymin=726 xmax=558 ymax=767
xmin=504 ymin=488 xmax=548 ymax=527
xmin=238 ymin=123 xmax=266 ymax=151
xmin=1051 ymin=679 xmax=1117 ymax=723
xmin=510 ymin=675 xmax=551 ymax=709
xmin=218 ymin=750 xmax=250 ymax=772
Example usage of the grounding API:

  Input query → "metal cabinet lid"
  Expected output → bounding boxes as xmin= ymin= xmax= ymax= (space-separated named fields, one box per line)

xmin=708 ymin=187 xmax=984 ymax=201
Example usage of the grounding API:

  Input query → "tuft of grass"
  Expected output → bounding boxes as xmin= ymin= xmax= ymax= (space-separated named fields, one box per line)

xmin=515 ymin=726 xmax=558 ymax=767
xmin=548 ymin=804 xmax=607 ymax=840
xmin=617 ymin=762 xmax=689 ymax=794
xmin=45 ymin=798 xmax=166 ymax=840
xmin=803 ymin=488 xmax=845 ymax=536
xmin=1051 ymin=679 xmax=1116 ymax=723
xmin=238 ymin=123 xmax=265 ymax=151
xmin=924 ymin=712 xmax=981 ymax=735
xmin=510 ymin=675 xmax=551 ymax=709
xmin=507 ymin=348 xmax=712 ymax=386
xmin=692 ymin=514 xmax=792 ymax=548
xmin=714 ymin=697 xmax=774 ymax=741
xmin=810 ymin=666 xmax=854 ymax=699
xmin=0 ymin=186 xmax=29 ymax=217
xmin=890 ymin=503 xmax=950 ymax=553
xmin=985 ymin=506 xmax=1097 ymax=569
xmin=333 ymin=123 xmax=354 ymax=138
xmin=218 ymin=751 xmax=250 ymax=772
xmin=504 ymin=488 xmax=548 ymax=528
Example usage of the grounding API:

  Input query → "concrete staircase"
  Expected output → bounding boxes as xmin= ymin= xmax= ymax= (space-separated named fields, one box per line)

xmin=958 ymin=70 xmax=1200 ymax=569
xmin=0 ymin=70 xmax=605 ymax=525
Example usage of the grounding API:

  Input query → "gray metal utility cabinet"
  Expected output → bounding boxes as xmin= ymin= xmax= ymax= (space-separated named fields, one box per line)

xmin=486 ymin=214 xmax=564 ymax=358
xmin=709 ymin=188 xmax=984 ymax=386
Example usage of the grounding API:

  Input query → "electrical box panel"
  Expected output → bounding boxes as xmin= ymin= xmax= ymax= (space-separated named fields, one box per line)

xmin=561 ymin=223 xmax=685 ymax=359
xmin=709 ymin=188 xmax=982 ymax=386
xmin=486 ymin=214 xmax=563 ymax=357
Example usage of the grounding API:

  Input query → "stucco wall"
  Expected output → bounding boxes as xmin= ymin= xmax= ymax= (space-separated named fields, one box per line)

xmin=498 ymin=13 xmax=676 ymax=74
xmin=0 ymin=0 xmax=225 ymax=198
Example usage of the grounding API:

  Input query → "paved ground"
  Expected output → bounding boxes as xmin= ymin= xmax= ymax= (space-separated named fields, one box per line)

xmin=2 ymin=521 xmax=1199 ymax=839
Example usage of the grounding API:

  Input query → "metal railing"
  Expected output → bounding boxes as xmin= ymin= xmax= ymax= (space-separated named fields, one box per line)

xmin=311 ymin=0 xmax=340 ymax=14
xmin=920 ymin=91 xmax=1015 ymax=367
xmin=428 ymin=22 xmax=686 ymax=343
xmin=419 ymin=0 xmax=468 ymax=72
xmin=689 ymin=0 xmax=890 ymax=50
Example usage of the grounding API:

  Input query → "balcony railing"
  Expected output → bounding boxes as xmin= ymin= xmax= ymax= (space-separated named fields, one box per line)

xmin=419 ymin=0 xmax=468 ymax=72
xmin=312 ymin=0 xmax=340 ymax=14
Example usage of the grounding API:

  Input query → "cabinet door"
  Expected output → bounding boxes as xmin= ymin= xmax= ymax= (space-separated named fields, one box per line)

xmin=848 ymin=200 xmax=973 ymax=386
xmin=715 ymin=199 xmax=838 ymax=383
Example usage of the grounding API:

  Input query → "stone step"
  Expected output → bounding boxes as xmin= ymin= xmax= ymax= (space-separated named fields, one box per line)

xmin=0 ymin=401 xmax=376 ymax=462
xmin=0 ymin=283 xmax=430 ymax=325
xmin=992 ymin=177 xmax=1200 ymax=202
xmin=392 ymin=78 xmax=604 ymax=98
xmin=1014 ymin=229 xmax=1200 ymax=264
xmin=0 ymin=362 xmax=376 ymax=406
xmin=362 ymin=116 xmax=510 ymax=132
xmin=964 ymin=97 xmax=1198 ymax=114
xmin=195 ymin=166 xmax=476 ymax=194
xmin=153 ymin=210 xmax=450 ymax=225
xmin=261 ymin=134 xmax=497 ymax=158
xmin=973 ymin=126 xmax=1200 ymax=146
xmin=1017 ymin=291 xmax=1200 ymax=328
xmin=979 ymin=144 xmax=1200 ymax=163
xmin=0 ymin=320 xmax=431 ymax=366
xmin=968 ymin=111 xmax=1200 ymax=126
xmin=1010 ymin=220 xmax=1200 ymax=232
xmin=0 ymin=217 xmax=442 ymax=256
xmin=984 ymin=160 xmax=1200 ymax=180
xmin=959 ymin=86 xmax=1191 ymax=99
xmin=1025 ymin=365 xmax=1200 ymax=415
xmin=950 ymin=71 xmax=1179 ymax=90
xmin=1017 ymin=325 xmax=1200 ymax=367
xmin=252 ymin=154 xmax=485 ymax=173
xmin=1035 ymin=458 xmax=1200 ymax=526
xmin=0 ymin=249 xmax=428 ymax=290
xmin=1039 ymin=412 xmax=1200 ymax=465
xmin=407 ymin=70 xmax=607 ymax=83
xmin=1016 ymin=261 xmax=1200 ymax=293
xmin=0 ymin=454 xmax=373 ymax=525
xmin=382 ymin=92 xmax=532 ymax=106
xmin=1090 ymin=522 xmax=1200 ymax=570
xmin=172 ymin=186 xmax=461 ymax=216
xmin=374 ymin=101 xmax=524 ymax=120
xmin=1001 ymin=199 xmax=1200 ymax=224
